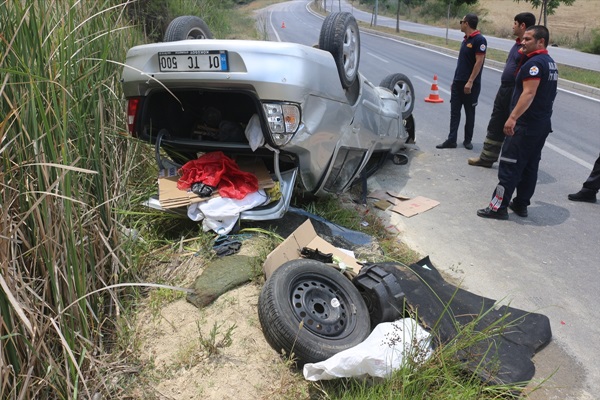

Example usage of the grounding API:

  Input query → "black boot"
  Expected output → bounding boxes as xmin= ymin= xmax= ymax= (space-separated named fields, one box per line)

xmin=477 ymin=207 xmax=509 ymax=220
xmin=568 ymin=189 xmax=597 ymax=203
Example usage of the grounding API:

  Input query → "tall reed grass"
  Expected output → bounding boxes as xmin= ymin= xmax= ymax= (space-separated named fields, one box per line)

xmin=1 ymin=1 xmax=144 ymax=398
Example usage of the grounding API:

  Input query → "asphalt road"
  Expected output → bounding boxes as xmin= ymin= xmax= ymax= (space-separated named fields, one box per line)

xmin=260 ymin=2 xmax=600 ymax=399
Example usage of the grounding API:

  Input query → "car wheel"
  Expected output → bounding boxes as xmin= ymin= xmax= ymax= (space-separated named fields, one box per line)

xmin=163 ymin=16 xmax=214 ymax=41
xmin=258 ymin=259 xmax=370 ymax=365
xmin=380 ymin=73 xmax=415 ymax=120
xmin=319 ymin=12 xmax=360 ymax=89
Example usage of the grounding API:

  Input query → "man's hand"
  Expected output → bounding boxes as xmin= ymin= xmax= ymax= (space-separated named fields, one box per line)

xmin=504 ymin=116 xmax=517 ymax=136
xmin=464 ymin=80 xmax=473 ymax=94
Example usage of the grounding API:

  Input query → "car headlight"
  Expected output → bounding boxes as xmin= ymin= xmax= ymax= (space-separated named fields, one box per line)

xmin=262 ymin=102 xmax=300 ymax=146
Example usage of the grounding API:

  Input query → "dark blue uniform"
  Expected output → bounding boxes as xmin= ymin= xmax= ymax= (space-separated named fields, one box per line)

xmin=489 ymin=49 xmax=558 ymax=211
xmin=447 ymin=31 xmax=487 ymax=144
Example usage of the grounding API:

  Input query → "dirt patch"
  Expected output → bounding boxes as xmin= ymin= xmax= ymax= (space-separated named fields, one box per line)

xmin=135 ymin=283 xmax=309 ymax=399
xmin=132 ymin=234 xmax=312 ymax=399
xmin=478 ymin=0 xmax=600 ymax=43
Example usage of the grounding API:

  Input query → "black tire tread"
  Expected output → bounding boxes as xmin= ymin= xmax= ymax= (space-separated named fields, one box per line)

xmin=318 ymin=12 xmax=360 ymax=89
xmin=163 ymin=16 xmax=213 ymax=42
xmin=258 ymin=259 xmax=370 ymax=365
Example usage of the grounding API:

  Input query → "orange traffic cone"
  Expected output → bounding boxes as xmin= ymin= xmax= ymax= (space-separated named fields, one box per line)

xmin=425 ymin=75 xmax=444 ymax=103
xmin=281 ymin=21 xmax=286 ymax=28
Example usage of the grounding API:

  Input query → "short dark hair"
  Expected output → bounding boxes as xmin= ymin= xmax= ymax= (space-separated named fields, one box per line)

xmin=514 ymin=12 xmax=536 ymax=28
xmin=526 ymin=25 xmax=550 ymax=48
xmin=464 ymin=13 xmax=478 ymax=29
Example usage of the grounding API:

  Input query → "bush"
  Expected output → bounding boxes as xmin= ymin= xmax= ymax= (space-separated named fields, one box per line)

xmin=417 ymin=0 xmax=484 ymax=24
xmin=125 ymin=0 xmax=234 ymax=43
xmin=583 ymin=29 xmax=600 ymax=55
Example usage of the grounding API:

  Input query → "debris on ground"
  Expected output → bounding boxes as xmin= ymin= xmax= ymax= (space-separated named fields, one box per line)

xmin=187 ymin=254 xmax=255 ymax=309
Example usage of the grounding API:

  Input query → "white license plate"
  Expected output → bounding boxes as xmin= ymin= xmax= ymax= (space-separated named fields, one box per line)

xmin=158 ymin=50 xmax=228 ymax=72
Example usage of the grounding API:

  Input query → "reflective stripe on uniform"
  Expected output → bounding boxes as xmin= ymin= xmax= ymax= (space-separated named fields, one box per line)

xmin=499 ymin=156 xmax=517 ymax=163
xmin=489 ymin=185 xmax=505 ymax=211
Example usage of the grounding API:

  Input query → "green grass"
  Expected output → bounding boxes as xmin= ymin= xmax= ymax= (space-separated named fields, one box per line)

xmin=1 ymin=0 xmax=144 ymax=397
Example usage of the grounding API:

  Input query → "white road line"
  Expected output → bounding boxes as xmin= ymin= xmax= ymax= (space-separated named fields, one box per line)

xmin=412 ymin=76 xmax=593 ymax=169
xmin=269 ymin=11 xmax=282 ymax=42
xmin=366 ymin=52 xmax=389 ymax=63
xmin=363 ymin=30 xmax=600 ymax=103
xmin=545 ymin=142 xmax=594 ymax=170
xmin=414 ymin=75 xmax=451 ymax=95
xmin=557 ymin=87 xmax=600 ymax=103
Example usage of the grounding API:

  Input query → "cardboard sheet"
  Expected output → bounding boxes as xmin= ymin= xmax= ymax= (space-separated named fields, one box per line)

xmin=367 ymin=190 xmax=411 ymax=207
xmin=390 ymin=196 xmax=439 ymax=217
xmin=158 ymin=157 xmax=275 ymax=209
xmin=263 ymin=219 xmax=361 ymax=280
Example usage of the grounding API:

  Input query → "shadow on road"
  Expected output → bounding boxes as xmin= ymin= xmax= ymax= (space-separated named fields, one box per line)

xmin=522 ymin=201 xmax=570 ymax=227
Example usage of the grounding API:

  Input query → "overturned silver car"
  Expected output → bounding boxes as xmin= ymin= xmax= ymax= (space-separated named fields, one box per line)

xmin=122 ymin=12 xmax=416 ymax=221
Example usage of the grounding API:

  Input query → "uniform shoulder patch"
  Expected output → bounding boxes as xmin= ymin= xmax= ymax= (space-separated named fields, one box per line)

xmin=529 ymin=66 xmax=539 ymax=76
xmin=480 ymin=44 xmax=486 ymax=51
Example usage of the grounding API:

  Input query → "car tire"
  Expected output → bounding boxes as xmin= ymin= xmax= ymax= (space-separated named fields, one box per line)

xmin=163 ymin=16 xmax=214 ymax=41
xmin=258 ymin=259 xmax=370 ymax=365
xmin=319 ymin=12 xmax=360 ymax=89
xmin=380 ymin=73 xmax=415 ymax=120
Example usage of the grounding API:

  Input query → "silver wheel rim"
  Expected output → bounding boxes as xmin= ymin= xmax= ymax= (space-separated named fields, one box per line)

xmin=342 ymin=25 xmax=358 ymax=80
xmin=186 ymin=28 xmax=208 ymax=40
xmin=393 ymin=81 xmax=413 ymax=113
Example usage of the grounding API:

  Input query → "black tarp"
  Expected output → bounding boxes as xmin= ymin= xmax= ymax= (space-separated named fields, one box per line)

xmin=359 ymin=256 xmax=552 ymax=386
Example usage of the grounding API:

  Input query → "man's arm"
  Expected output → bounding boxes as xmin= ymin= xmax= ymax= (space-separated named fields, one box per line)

xmin=464 ymin=53 xmax=485 ymax=93
xmin=503 ymin=78 xmax=540 ymax=136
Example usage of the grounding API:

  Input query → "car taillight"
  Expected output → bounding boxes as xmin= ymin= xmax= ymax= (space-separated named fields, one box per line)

xmin=127 ymin=97 xmax=141 ymax=137
xmin=262 ymin=102 xmax=300 ymax=147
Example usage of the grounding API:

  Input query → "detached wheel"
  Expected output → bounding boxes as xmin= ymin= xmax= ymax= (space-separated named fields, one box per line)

xmin=319 ymin=12 xmax=360 ymax=89
xmin=380 ymin=73 xmax=415 ymax=119
xmin=164 ymin=16 xmax=214 ymax=41
xmin=258 ymin=259 xmax=370 ymax=365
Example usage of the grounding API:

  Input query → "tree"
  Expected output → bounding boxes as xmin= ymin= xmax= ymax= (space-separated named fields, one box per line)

xmin=396 ymin=0 xmax=426 ymax=31
xmin=441 ymin=0 xmax=478 ymax=44
xmin=514 ymin=0 xmax=576 ymax=26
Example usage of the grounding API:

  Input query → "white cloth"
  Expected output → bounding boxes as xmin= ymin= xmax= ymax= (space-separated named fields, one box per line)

xmin=187 ymin=190 xmax=269 ymax=234
xmin=303 ymin=318 xmax=432 ymax=381
xmin=244 ymin=114 xmax=265 ymax=152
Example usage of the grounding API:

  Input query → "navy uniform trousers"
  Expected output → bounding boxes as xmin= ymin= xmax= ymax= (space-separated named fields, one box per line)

xmin=489 ymin=125 xmax=550 ymax=210
xmin=582 ymin=153 xmax=600 ymax=192
xmin=480 ymin=84 xmax=513 ymax=162
xmin=448 ymin=81 xmax=481 ymax=144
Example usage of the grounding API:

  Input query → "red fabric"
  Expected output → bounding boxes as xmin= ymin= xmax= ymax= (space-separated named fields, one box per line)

xmin=177 ymin=151 xmax=259 ymax=199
